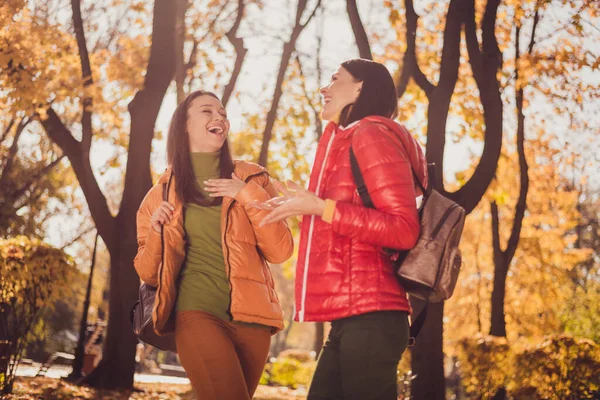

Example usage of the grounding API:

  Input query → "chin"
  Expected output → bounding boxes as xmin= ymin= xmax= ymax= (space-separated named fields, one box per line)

xmin=321 ymin=110 xmax=334 ymax=121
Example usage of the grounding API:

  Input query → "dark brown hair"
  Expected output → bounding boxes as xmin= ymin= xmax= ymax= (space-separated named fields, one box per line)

xmin=166 ymin=90 xmax=234 ymax=206
xmin=338 ymin=59 xmax=399 ymax=127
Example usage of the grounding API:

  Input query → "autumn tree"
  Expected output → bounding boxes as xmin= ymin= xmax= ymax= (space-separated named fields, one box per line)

xmin=0 ymin=237 xmax=73 ymax=395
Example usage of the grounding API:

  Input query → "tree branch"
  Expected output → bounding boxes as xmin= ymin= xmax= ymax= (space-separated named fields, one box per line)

xmin=41 ymin=107 xmax=81 ymax=160
xmin=300 ymin=0 xmax=322 ymax=29
xmin=436 ymin=0 xmax=463 ymax=94
xmin=222 ymin=0 xmax=247 ymax=107
xmin=481 ymin=0 xmax=502 ymax=79
xmin=60 ymin=224 xmax=96 ymax=250
xmin=0 ymin=116 xmax=17 ymax=144
xmin=175 ymin=0 xmax=190 ymax=104
xmin=71 ymin=0 xmax=93 ymax=152
xmin=445 ymin=0 xmax=503 ymax=212
xmin=346 ymin=0 xmax=372 ymax=60
xmin=10 ymin=155 xmax=66 ymax=203
xmin=527 ymin=4 xmax=541 ymax=55
xmin=121 ymin=0 xmax=176 ymax=219
xmin=258 ymin=0 xmax=321 ymax=166
xmin=398 ymin=0 xmax=435 ymax=97
xmin=295 ymin=53 xmax=322 ymax=140
xmin=40 ymin=108 xmax=115 ymax=244
xmin=464 ymin=0 xmax=484 ymax=87
xmin=0 ymin=118 xmax=31 ymax=188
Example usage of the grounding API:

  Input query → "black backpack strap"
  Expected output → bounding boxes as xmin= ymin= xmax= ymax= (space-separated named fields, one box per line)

xmin=349 ymin=146 xmax=429 ymax=208
xmin=408 ymin=301 xmax=428 ymax=346
xmin=349 ymin=147 xmax=374 ymax=208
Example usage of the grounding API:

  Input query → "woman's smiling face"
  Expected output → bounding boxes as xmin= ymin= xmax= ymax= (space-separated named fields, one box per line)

xmin=186 ymin=95 xmax=230 ymax=152
xmin=319 ymin=66 xmax=362 ymax=123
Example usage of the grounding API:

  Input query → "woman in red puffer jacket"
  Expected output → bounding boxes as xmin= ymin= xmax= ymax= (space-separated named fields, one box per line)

xmin=255 ymin=59 xmax=428 ymax=400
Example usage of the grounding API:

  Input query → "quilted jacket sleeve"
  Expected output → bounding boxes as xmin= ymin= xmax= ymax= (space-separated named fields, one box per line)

xmin=330 ymin=123 xmax=421 ymax=250
xmin=235 ymin=172 xmax=294 ymax=264
xmin=133 ymin=186 xmax=162 ymax=287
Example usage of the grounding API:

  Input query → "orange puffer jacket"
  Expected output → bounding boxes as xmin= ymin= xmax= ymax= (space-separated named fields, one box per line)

xmin=133 ymin=161 xmax=294 ymax=335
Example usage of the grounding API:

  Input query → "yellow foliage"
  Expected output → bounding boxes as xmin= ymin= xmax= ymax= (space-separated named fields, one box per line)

xmin=0 ymin=236 xmax=74 ymax=311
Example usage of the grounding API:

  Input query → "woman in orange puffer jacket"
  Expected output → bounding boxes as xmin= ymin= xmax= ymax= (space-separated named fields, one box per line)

xmin=256 ymin=59 xmax=428 ymax=400
xmin=133 ymin=90 xmax=293 ymax=400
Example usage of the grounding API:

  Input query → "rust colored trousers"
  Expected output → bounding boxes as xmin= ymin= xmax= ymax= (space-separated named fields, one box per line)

xmin=175 ymin=310 xmax=271 ymax=400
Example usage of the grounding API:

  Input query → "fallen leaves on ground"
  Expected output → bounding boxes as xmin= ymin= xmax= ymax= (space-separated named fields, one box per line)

xmin=7 ymin=376 xmax=306 ymax=399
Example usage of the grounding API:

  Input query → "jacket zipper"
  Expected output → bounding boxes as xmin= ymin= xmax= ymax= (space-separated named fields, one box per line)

xmin=297 ymin=130 xmax=337 ymax=322
xmin=155 ymin=172 xmax=174 ymax=330
xmin=224 ymin=171 xmax=267 ymax=321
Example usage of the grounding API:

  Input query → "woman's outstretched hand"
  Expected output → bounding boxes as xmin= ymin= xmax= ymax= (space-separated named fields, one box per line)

xmin=250 ymin=180 xmax=325 ymax=227
xmin=204 ymin=173 xmax=246 ymax=199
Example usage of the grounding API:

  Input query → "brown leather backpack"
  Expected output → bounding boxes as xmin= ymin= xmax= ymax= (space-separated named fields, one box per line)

xmin=350 ymin=140 xmax=465 ymax=343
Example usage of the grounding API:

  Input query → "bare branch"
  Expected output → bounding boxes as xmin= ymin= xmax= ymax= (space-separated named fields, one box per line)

xmin=0 ymin=116 xmax=17 ymax=143
xmin=346 ymin=0 xmax=372 ymax=60
xmin=295 ymin=53 xmax=322 ymax=140
xmin=436 ymin=0 xmax=463 ymax=94
xmin=60 ymin=224 xmax=96 ymax=250
xmin=464 ymin=0 xmax=484 ymax=87
xmin=10 ymin=155 xmax=66 ymax=202
xmin=71 ymin=0 xmax=93 ymax=152
xmin=175 ymin=0 xmax=190 ymax=104
xmin=0 ymin=118 xmax=31 ymax=187
xmin=40 ymin=108 xmax=81 ymax=160
xmin=222 ymin=0 xmax=247 ymax=107
xmin=527 ymin=4 xmax=541 ymax=55
xmin=300 ymin=0 xmax=322 ymax=29
xmin=399 ymin=0 xmax=435 ymax=97
xmin=258 ymin=0 xmax=321 ymax=166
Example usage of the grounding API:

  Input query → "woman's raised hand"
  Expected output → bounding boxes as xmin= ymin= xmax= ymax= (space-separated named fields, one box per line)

xmin=250 ymin=180 xmax=325 ymax=227
xmin=204 ymin=173 xmax=246 ymax=199
xmin=150 ymin=201 xmax=176 ymax=233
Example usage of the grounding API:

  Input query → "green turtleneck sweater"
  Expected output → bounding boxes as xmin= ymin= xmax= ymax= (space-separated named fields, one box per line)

xmin=175 ymin=151 xmax=230 ymax=320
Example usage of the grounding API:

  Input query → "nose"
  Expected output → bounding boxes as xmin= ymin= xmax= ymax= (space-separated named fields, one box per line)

xmin=320 ymin=86 xmax=328 ymax=96
xmin=213 ymin=113 xmax=224 ymax=122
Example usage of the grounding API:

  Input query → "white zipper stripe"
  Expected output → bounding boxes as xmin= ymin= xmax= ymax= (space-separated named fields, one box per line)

xmin=298 ymin=129 xmax=337 ymax=322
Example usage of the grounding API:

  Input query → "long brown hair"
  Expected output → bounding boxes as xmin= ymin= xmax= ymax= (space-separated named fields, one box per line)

xmin=338 ymin=59 xmax=399 ymax=127
xmin=166 ymin=90 xmax=235 ymax=206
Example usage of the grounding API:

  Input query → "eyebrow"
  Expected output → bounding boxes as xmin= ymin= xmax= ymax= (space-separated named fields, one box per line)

xmin=198 ymin=104 xmax=227 ymax=114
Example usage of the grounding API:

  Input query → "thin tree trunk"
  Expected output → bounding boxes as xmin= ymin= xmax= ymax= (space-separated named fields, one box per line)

xmin=346 ymin=0 xmax=372 ymax=60
xmin=410 ymin=301 xmax=445 ymax=400
xmin=221 ymin=0 xmax=247 ymax=108
xmin=488 ymin=11 xmax=536 ymax=397
xmin=390 ymin=0 xmax=504 ymax=397
xmin=68 ymin=232 xmax=99 ymax=381
xmin=258 ymin=0 xmax=321 ymax=166
xmin=175 ymin=0 xmax=188 ymax=104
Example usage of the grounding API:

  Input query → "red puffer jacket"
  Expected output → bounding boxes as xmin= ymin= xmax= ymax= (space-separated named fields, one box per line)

xmin=294 ymin=116 xmax=428 ymax=322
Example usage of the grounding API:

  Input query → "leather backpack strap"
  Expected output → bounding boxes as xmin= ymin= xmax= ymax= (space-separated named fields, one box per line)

xmin=408 ymin=301 xmax=428 ymax=346
xmin=349 ymin=144 xmax=429 ymax=208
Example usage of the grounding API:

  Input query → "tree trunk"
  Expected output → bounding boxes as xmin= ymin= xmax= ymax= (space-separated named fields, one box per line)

xmin=80 ymin=0 xmax=176 ymax=388
xmin=80 ymin=239 xmax=140 ymax=389
xmin=68 ymin=232 xmax=99 ymax=381
xmin=490 ymin=231 xmax=508 ymax=338
xmin=410 ymin=301 xmax=445 ymax=400
xmin=346 ymin=0 xmax=372 ymax=60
